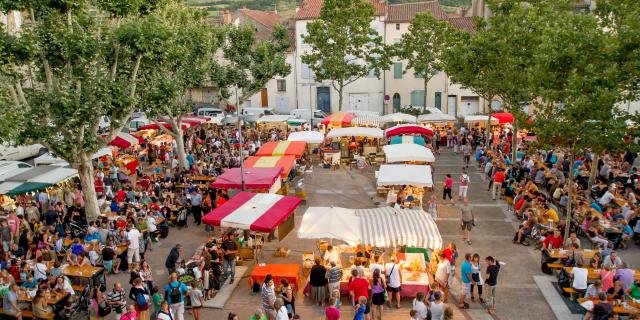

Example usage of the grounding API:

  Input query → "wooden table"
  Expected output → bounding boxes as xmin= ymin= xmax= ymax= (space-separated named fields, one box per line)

xmin=578 ymin=298 xmax=640 ymax=315
xmin=549 ymin=249 xmax=597 ymax=260
xmin=248 ymin=264 xmax=301 ymax=291
xmin=16 ymin=289 xmax=68 ymax=305
xmin=63 ymin=265 xmax=103 ymax=278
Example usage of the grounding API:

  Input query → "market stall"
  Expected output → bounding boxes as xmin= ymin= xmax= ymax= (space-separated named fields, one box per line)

xmin=256 ymin=115 xmax=294 ymax=131
xmin=137 ymin=121 xmax=191 ymax=132
xmin=0 ymin=165 xmax=78 ymax=197
xmin=243 ymin=156 xmax=296 ymax=180
xmin=287 ymin=131 xmax=324 ymax=144
xmin=376 ymin=164 xmax=433 ymax=206
xmin=383 ymin=144 xmax=435 ymax=164
xmin=491 ymin=112 xmax=514 ymax=124
xmin=351 ymin=115 xmax=383 ymax=128
xmin=417 ymin=113 xmax=457 ymax=129
xmin=326 ymin=127 xmax=384 ymax=159
xmin=321 ymin=112 xmax=356 ymax=128
xmin=255 ymin=141 xmax=307 ymax=159
xmin=297 ymin=207 xmax=362 ymax=246
xmin=385 ymin=124 xmax=434 ymax=138
xmin=107 ymin=132 xmax=143 ymax=149
xmin=202 ymin=192 xmax=302 ymax=239
xmin=210 ymin=167 xmax=282 ymax=193
xmin=358 ymin=207 xmax=442 ymax=249
xmin=390 ymin=135 xmax=426 ymax=146
xmin=380 ymin=112 xmax=417 ymax=125
xmin=464 ymin=115 xmax=499 ymax=127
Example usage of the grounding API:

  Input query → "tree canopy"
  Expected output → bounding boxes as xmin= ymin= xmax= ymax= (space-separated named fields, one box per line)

xmin=301 ymin=0 xmax=390 ymax=111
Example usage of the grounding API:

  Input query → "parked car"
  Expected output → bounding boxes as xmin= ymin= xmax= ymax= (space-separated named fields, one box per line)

xmin=290 ymin=108 xmax=327 ymax=126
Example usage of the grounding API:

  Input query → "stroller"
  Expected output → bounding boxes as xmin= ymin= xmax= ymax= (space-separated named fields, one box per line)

xmin=176 ymin=208 xmax=188 ymax=228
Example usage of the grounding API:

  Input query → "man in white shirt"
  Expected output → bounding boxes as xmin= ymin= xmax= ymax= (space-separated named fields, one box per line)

xmin=435 ymin=252 xmax=452 ymax=301
xmin=571 ymin=262 xmax=588 ymax=295
xmin=323 ymin=245 xmax=340 ymax=266
xmin=126 ymin=224 xmax=141 ymax=264
xmin=385 ymin=256 xmax=402 ymax=309
xmin=599 ymin=187 xmax=616 ymax=207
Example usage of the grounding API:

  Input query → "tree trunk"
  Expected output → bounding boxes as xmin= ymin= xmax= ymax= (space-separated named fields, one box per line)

xmin=78 ymin=152 xmax=99 ymax=223
xmin=338 ymin=85 xmax=344 ymax=112
xmin=511 ymin=119 xmax=518 ymax=165
xmin=564 ymin=152 xmax=576 ymax=241
xmin=423 ymin=79 xmax=428 ymax=110
xmin=588 ymin=153 xmax=599 ymax=190
xmin=175 ymin=127 xmax=189 ymax=171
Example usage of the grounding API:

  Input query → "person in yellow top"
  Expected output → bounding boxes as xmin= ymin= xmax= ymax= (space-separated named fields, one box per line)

xmin=542 ymin=203 xmax=559 ymax=225
xmin=526 ymin=180 xmax=539 ymax=194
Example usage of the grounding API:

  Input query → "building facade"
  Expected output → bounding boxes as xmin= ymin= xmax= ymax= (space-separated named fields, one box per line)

xmin=294 ymin=0 xmax=388 ymax=114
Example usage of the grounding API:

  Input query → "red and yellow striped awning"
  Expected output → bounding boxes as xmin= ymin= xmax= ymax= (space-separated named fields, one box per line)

xmin=255 ymin=141 xmax=306 ymax=159
xmin=244 ymin=156 xmax=296 ymax=179
xmin=321 ymin=112 xmax=356 ymax=127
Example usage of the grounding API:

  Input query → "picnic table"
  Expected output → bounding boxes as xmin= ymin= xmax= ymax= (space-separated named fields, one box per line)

xmin=578 ymin=297 xmax=640 ymax=315
xmin=63 ymin=265 xmax=103 ymax=279
xmin=548 ymin=249 xmax=597 ymax=260
xmin=563 ymin=267 xmax=640 ymax=282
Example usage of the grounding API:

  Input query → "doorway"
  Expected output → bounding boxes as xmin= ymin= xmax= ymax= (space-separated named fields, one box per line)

xmin=392 ymin=93 xmax=401 ymax=112
xmin=316 ymin=87 xmax=331 ymax=113
xmin=260 ymin=88 xmax=268 ymax=107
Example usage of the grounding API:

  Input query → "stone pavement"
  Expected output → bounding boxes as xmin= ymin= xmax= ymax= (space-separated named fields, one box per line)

xmin=102 ymin=148 xmax=639 ymax=320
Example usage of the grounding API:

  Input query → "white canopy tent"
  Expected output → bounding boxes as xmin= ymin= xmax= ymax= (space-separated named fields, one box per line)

xmin=287 ymin=131 xmax=324 ymax=144
xmin=377 ymin=164 xmax=433 ymax=187
xmin=326 ymin=127 xmax=384 ymax=139
xmin=380 ymin=113 xmax=417 ymax=124
xmin=351 ymin=115 xmax=383 ymax=127
xmin=34 ymin=147 xmax=113 ymax=167
xmin=28 ymin=167 xmax=78 ymax=184
xmin=297 ymin=206 xmax=443 ymax=250
xmin=383 ymin=144 xmax=435 ymax=163
xmin=358 ymin=207 xmax=442 ymax=250
xmin=297 ymin=207 xmax=362 ymax=246
xmin=464 ymin=115 xmax=499 ymax=124
xmin=418 ymin=113 xmax=457 ymax=123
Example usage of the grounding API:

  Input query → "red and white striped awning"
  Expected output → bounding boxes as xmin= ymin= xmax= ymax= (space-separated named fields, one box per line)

xmin=202 ymin=192 xmax=302 ymax=233
xmin=107 ymin=132 xmax=143 ymax=149
xmin=137 ymin=122 xmax=191 ymax=131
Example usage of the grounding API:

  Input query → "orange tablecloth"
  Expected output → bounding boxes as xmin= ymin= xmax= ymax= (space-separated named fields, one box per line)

xmin=248 ymin=264 xmax=301 ymax=290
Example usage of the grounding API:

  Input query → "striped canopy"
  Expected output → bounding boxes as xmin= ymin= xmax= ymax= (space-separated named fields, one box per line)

xmin=243 ymin=156 xmax=296 ymax=179
xmin=351 ymin=115 xmax=382 ymax=127
xmin=321 ymin=112 xmax=356 ymax=126
xmin=202 ymin=192 xmax=302 ymax=233
xmin=256 ymin=141 xmax=306 ymax=159
xmin=390 ymin=135 xmax=426 ymax=146
xmin=358 ymin=207 xmax=442 ymax=250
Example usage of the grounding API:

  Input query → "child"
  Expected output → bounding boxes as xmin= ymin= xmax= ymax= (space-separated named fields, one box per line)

xmin=427 ymin=195 xmax=438 ymax=220
xmin=190 ymin=281 xmax=204 ymax=320
xmin=332 ymin=289 xmax=342 ymax=310
xmin=151 ymin=285 xmax=163 ymax=319
xmin=354 ymin=296 xmax=367 ymax=320
xmin=409 ymin=309 xmax=420 ymax=320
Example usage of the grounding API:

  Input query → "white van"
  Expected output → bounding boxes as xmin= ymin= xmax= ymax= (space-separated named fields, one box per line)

xmin=195 ymin=107 xmax=225 ymax=119
xmin=0 ymin=143 xmax=47 ymax=161
xmin=290 ymin=109 xmax=327 ymax=124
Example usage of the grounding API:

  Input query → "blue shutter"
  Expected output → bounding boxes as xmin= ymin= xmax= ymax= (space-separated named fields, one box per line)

xmin=394 ymin=62 xmax=403 ymax=79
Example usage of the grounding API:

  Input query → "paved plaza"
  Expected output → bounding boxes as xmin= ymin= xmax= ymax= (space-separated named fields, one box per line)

xmin=105 ymin=148 xmax=640 ymax=320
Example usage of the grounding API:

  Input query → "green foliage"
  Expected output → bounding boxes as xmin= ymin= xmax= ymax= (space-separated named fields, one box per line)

xmin=212 ymin=23 xmax=291 ymax=102
xmin=396 ymin=12 xmax=462 ymax=108
xmin=301 ymin=0 xmax=390 ymax=111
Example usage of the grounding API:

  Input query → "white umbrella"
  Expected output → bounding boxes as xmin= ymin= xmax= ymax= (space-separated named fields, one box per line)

xmin=377 ymin=164 xmax=433 ymax=187
xmin=298 ymin=207 xmax=362 ymax=246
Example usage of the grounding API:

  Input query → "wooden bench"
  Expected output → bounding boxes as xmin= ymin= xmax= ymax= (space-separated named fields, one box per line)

xmin=547 ymin=263 xmax=565 ymax=269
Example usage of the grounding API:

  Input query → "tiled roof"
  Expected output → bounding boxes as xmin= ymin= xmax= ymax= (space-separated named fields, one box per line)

xmin=294 ymin=0 xmax=387 ymax=20
xmin=387 ymin=1 xmax=448 ymax=22
xmin=448 ymin=16 xmax=475 ymax=32
xmin=238 ymin=8 xmax=284 ymax=30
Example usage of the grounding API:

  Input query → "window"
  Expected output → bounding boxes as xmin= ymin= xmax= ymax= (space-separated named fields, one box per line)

xmin=393 ymin=62 xmax=403 ymax=79
xmin=301 ymin=63 xmax=310 ymax=79
xmin=396 ymin=23 xmax=400 ymax=30
xmin=410 ymin=90 xmax=425 ymax=107
xmin=368 ymin=68 xmax=376 ymax=78
xmin=277 ymin=79 xmax=286 ymax=92
xmin=435 ymin=92 xmax=442 ymax=110
xmin=392 ymin=93 xmax=401 ymax=111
